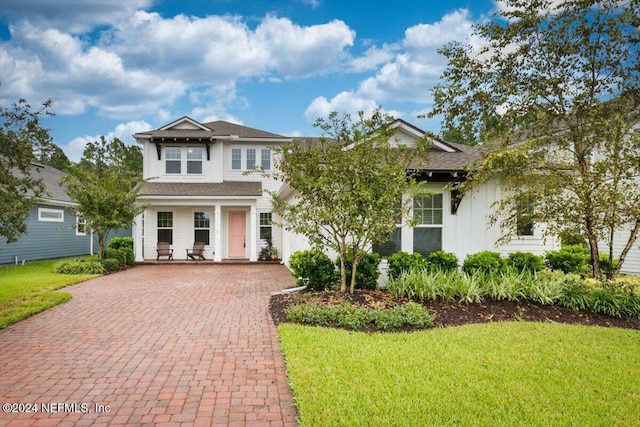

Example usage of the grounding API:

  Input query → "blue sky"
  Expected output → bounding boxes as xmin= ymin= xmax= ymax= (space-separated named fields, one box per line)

xmin=0 ymin=0 xmax=502 ymax=161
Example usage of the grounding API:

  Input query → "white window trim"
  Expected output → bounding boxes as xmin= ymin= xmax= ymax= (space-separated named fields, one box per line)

xmin=38 ymin=207 xmax=64 ymax=222
xmin=76 ymin=214 xmax=87 ymax=236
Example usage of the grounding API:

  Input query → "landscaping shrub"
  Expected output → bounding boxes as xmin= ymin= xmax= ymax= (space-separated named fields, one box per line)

xmin=506 ymin=252 xmax=546 ymax=273
xmin=462 ymin=251 xmax=506 ymax=275
xmin=426 ymin=250 xmax=459 ymax=272
xmin=338 ymin=251 xmax=381 ymax=290
xmin=545 ymin=245 xmax=590 ymax=274
xmin=387 ymin=251 xmax=428 ymax=280
xmin=105 ymin=247 xmax=135 ymax=267
xmin=101 ymin=258 xmax=121 ymax=272
xmin=285 ymin=302 xmax=434 ymax=331
xmin=288 ymin=250 xmax=337 ymax=291
xmin=107 ymin=236 xmax=134 ymax=251
xmin=54 ymin=258 xmax=105 ymax=275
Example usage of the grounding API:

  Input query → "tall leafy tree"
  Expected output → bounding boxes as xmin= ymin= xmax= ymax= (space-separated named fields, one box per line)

xmin=37 ymin=139 xmax=71 ymax=170
xmin=0 ymin=96 xmax=52 ymax=242
xmin=430 ymin=0 xmax=640 ymax=279
xmin=267 ymin=109 xmax=429 ymax=293
xmin=64 ymin=137 xmax=144 ymax=258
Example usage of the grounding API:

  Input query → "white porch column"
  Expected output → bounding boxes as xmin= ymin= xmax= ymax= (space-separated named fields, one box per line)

xmin=214 ymin=205 xmax=222 ymax=261
xmin=134 ymin=211 xmax=144 ymax=262
xmin=249 ymin=205 xmax=258 ymax=261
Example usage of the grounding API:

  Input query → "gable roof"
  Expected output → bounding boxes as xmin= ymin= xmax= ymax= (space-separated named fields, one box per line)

xmin=13 ymin=163 xmax=73 ymax=205
xmin=134 ymin=116 xmax=290 ymax=141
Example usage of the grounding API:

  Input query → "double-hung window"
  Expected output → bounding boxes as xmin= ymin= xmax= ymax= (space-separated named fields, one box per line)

xmin=260 ymin=212 xmax=273 ymax=240
xmin=372 ymin=200 xmax=403 ymax=257
xmin=516 ymin=202 xmax=534 ymax=236
xmin=246 ymin=149 xmax=256 ymax=169
xmin=231 ymin=148 xmax=242 ymax=170
xmin=165 ymin=147 xmax=181 ymax=174
xmin=261 ymin=149 xmax=271 ymax=170
xmin=194 ymin=211 xmax=210 ymax=245
xmin=187 ymin=147 xmax=203 ymax=174
xmin=76 ymin=215 xmax=86 ymax=235
xmin=413 ymin=194 xmax=443 ymax=256
xmin=157 ymin=212 xmax=173 ymax=244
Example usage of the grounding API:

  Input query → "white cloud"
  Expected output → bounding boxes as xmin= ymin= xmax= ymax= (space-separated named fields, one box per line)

xmin=304 ymin=91 xmax=402 ymax=122
xmin=0 ymin=0 xmax=153 ymax=33
xmin=303 ymin=9 xmax=476 ymax=123
xmin=64 ymin=120 xmax=151 ymax=162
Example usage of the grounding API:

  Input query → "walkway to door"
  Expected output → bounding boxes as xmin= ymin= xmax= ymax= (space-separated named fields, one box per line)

xmin=0 ymin=264 xmax=298 ymax=426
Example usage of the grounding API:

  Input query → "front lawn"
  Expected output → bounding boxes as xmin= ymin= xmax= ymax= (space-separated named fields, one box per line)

xmin=0 ymin=258 xmax=100 ymax=328
xmin=279 ymin=322 xmax=640 ymax=426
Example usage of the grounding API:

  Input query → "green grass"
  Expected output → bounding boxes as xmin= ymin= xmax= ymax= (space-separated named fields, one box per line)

xmin=0 ymin=258 xmax=100 ymax=328
xmin=279 ymin=322 xmax=640 ymax=426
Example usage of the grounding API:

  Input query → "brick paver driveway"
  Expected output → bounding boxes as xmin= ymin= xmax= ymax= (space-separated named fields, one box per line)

xmin=0 ymin=264 xmax=298 ymax=426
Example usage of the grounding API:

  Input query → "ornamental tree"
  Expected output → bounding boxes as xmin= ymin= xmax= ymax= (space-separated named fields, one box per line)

xmin=267 ymin=109 xmax=430 ymax=293
xmin=429 ymin=0 xmax=640 ymax=279
xmin=64 ymin=137 xmax=144 ymax=259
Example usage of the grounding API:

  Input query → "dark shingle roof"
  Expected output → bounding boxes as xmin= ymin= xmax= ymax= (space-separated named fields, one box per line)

xmin=134 ymin=117 xmax=288 ymax=140
xmin=139 ymin=181 xmax=262 ymax=197
xmin=14 ymin=163 xmax=72 ymax=203
xmin=418 ymin=143 xmax=482 ymax=172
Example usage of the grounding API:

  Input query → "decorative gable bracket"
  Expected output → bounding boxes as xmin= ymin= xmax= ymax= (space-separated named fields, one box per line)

xmin=151 ymin=138 xmax=216 ymax=161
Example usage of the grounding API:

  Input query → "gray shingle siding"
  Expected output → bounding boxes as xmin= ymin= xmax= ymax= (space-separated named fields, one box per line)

xmin=0 ymin=203 xmax=131 ymax=265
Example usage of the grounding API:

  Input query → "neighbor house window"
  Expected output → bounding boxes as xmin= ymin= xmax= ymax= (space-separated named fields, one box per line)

xmin=260 ymin=212 xmax=272 ymax=240
xmin=372 ymin=200 xmax=403 ymax=257
xmin=187 ymin=147 xmax=203 ymax=174
xmin=157 ymin=212 xmax=173 ymax=244
xmin=246 ymin=149 xmax=256 ymax=169
xmin=261 ymin=148 xmax=271 ymax=170
xmin=38 ymin=207 xmax=64 ymax=222
xmin=413 ymin=194 xmax=443 ymax=256
xmin=231 ymin=148 xmax=242 ymax=170
xmin=76 ymin=215 xmax=86 ymax=235
xmin=165 ymin=147 xmax=181 ymax=174
xmin=194 ymin=211 xmax=210 ymax=245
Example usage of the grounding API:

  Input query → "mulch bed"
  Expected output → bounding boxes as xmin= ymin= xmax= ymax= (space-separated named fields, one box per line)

xmin=269 ymin=289 xmax=640 ymax=331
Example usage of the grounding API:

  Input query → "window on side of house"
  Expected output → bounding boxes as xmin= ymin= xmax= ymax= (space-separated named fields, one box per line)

xmin=194 ymin=211 xmax=210 ymax=245
xmin=157 ymin=211 xmax=173 ymax=244
xmin=187 ymin=147 xmax=203 ymax=174
xmin=260 ymin=212 xmax=272 ymax=241
xmin=516 ymin=202 xmax=535 ymax=236
xmin=372 ymin=200 xmax=403 ymax=257
xmin=231 ymin=148 xmax=242 ymax=170
xmin=261 ymin=148 xmax=271 ymax=170
xmin=165 ymin=147 xmax=181 ymax=174
xmin=413 ymin=194 xmax=443 ymax=256
xmin=76 ymin=215 xmax=86 ymax=235
xmin=38 ymin=207 xmax=64 ymax=222
xmin=246 ymin=148 xmax=256 ymax=170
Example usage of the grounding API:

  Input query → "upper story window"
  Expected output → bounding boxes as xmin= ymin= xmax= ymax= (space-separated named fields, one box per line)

xmin=165 ymin=147 xmax=181 ymax=174
xmin=187 ymin=147 xmax=202 ymax=174
xmin=261 ymin=149 xmax=271 ymax=170
xmin=232 ymin=148 xmax=242 ymax=170
xmin=246 ymin=149 xmax=256 ymax=169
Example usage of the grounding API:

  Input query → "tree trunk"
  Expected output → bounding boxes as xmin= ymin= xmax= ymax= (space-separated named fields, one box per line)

xmin=98 ymin=233 xmax=106 ymax=260
xmin=349 ymin=260 xmax=358 ymax=294
xmin=339 ymin=256 xmax=347 ymax=292
xmin=612 ymin=219 xmax=640 ymax=280
xmin=587 ymin=232 xmax=602 ymax=280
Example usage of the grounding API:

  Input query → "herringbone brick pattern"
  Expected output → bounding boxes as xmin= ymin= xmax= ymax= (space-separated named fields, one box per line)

xmin=0 ymin=264 xmax=298 ymax=426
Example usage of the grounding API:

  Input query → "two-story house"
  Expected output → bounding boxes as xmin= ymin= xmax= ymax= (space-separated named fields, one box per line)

xmin=132 ymin=116 xmax=290 ymax=262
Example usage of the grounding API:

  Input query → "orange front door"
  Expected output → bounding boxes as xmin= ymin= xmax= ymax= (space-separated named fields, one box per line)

xmin=228 ymin=211 xmax=246 ymax=258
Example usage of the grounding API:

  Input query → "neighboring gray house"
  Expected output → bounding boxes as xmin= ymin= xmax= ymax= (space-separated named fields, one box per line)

xmin=0 ymin=163 xmax=131 ymax=265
